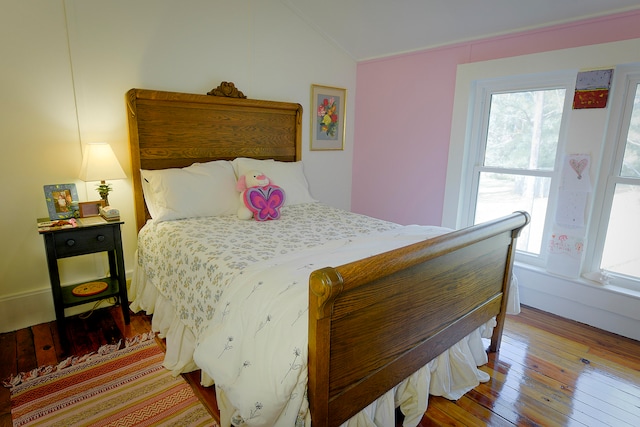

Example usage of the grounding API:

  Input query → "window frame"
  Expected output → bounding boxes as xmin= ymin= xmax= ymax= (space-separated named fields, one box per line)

xmin=585 ymin=65 xmax=640 ymax=291
xmin=461 ymin=72 xmax=575 ymax=267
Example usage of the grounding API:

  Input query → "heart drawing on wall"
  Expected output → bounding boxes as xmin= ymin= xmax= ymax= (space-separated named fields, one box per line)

xmin=570 ymin=158 xmax=588 ymax=180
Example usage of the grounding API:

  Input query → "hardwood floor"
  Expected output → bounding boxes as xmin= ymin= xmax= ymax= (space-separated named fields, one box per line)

xmin=1 ymin=305 xmax=639 ymax=427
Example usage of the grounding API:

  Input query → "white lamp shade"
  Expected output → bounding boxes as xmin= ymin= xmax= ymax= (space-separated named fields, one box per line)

xmin=78 ymin=142 xmax=126 ymax=182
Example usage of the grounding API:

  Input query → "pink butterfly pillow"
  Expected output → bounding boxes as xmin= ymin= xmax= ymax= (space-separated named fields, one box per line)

xmin=243 ymin=185 xmax=286 ymax=221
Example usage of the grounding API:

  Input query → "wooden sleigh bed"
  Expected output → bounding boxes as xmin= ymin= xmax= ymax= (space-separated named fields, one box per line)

xmin=126 ymin=84 xmax=530 ymax=427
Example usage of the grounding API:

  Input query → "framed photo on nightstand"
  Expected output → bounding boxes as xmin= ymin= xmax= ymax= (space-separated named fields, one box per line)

xmin=44 ymin=184 xmax=79 ymax=220
xmin=78 ymin=200 xmax=105 ymax=218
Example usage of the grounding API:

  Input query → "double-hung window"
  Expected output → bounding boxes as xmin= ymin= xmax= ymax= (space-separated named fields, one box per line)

xmin=587 ymin=66 xmax=640 ymax=289
xmin=463 ymin=73 xmax=573 ymax=264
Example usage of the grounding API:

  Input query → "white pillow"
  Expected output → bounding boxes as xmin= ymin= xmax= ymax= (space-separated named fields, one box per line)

xmin=231 ymin=157 xmax=274 ymax=177
xmin=141 ymin=160 xmax=239 ymax=221
xmin=233 ymin=158 xmax=317 ymax=205
xmin=141 ymin=175 xmax=160 ymax=219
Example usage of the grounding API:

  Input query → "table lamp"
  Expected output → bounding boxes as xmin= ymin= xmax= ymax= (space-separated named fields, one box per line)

xmin=78 ymin=142 xmax=126 ymax=206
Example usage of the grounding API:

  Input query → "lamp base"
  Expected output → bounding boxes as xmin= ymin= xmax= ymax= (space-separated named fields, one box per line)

xmin=96 ymin=180 xmax=111 ymax=206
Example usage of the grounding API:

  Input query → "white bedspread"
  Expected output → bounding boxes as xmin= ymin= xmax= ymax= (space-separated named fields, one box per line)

xmin=194 ymin=225 xmax=486 ymax=426
xmin=130 ymin=203 xmax=520 ymax=427
xmin=131 ymin=203 xmax=399 ymax=338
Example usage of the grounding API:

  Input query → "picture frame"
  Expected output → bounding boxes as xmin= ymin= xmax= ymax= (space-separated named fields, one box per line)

xmin=44 ymin=184 xmax=79 ymax=220
xmin=78 ymin=200 xmax=105 ymax=218
xmin=310 ymin=84 xmax=346 ymax=151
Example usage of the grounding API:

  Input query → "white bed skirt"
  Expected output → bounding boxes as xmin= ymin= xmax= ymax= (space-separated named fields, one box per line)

xmin=129 ymin=250 xmax=520 ymax=427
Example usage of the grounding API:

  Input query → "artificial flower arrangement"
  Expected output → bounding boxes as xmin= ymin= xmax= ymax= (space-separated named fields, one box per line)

xmin=317 ymin=96 xmax=339 ymax=138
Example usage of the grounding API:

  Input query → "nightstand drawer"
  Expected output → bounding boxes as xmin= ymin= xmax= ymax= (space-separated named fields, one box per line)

xmin=54 ymin=227 xmax=115 ymax=257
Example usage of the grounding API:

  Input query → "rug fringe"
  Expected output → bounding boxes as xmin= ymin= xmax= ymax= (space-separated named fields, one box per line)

xmin=2 ymin=331 xmax=156 ymax=388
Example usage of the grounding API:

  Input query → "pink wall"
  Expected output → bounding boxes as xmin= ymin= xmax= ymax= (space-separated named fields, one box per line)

xmin=352 ymin=10 xmax=640 ymax=226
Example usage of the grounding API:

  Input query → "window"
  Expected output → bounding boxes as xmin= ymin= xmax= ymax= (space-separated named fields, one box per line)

xmin=463 ymin=74 xmax=573 ymax=261
xmin=462 ymin=67 xmax=640 ymax=289
xmin=447 ymin=49 xmax=640 ymax=297
xmin=587 ymin=67 xmax=640 ymax=286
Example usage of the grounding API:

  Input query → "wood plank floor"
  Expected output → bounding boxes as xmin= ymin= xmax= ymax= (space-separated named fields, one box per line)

xmin=1 ymin=305 xmax=639 ymax=427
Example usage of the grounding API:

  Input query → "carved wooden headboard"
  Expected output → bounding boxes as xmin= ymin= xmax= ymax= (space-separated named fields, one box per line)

xmin=126 ymin=83 xmax=303 ymax=231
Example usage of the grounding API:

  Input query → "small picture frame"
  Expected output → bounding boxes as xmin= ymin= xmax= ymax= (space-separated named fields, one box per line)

xmin=78 ymin=200 xmax=105 ymax=218
xmin=44 ymin=184 xmax=79 ymax=220
xmin=310 ymin=84 xmax=346 ymax=151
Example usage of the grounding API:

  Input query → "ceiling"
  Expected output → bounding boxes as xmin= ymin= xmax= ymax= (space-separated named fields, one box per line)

xmin=281 ymin=0 xmax=640 ymax=61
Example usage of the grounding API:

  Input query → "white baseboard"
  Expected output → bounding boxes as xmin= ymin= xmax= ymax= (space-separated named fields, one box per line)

xmin=0 ymin=280 xmax=129 ymax=334
xmin=515 ymin=264 xmax=640 ymax=341
xmin=0 ymin=288 xmax=57 ymax=333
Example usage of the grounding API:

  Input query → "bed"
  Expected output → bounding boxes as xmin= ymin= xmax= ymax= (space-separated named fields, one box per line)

xmin=125 ymin=83 xmax=530 ymax=427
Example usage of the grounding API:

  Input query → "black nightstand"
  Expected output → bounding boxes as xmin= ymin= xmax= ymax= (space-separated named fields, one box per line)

xmin=38 ymin=217 xmax=130 ymax=338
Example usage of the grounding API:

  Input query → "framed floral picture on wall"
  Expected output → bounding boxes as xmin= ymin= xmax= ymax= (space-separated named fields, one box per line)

xmin=310 ymin=84 xmax=346 ymax=151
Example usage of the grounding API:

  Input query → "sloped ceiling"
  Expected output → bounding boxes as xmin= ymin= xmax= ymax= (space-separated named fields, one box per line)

xmin=282 ymin=0 xmax=640 ymax=61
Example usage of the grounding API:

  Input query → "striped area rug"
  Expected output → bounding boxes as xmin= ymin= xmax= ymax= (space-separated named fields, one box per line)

xmin=6 ymin=333 xmax=217 ymax=427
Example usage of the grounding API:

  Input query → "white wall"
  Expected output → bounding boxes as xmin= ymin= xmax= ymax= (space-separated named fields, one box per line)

xmin=445 ymin=39 xmax=640 ymax=340
xmin=0 ymin=0 xmax=356 ymax=332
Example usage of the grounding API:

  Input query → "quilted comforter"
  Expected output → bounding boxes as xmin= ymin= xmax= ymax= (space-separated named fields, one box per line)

xmin=130 ymin=203 xmax=519 ymax=427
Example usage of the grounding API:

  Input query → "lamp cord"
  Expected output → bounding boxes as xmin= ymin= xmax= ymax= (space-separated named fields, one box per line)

xmin=62 ymin=0 xmax=84 ymax=158
xmin=78 ymin=297 xmax=119 ymax=320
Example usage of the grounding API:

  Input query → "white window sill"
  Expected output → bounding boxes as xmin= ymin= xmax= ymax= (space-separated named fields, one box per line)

xmin=514 ymin=261 xmax=640 ymax=301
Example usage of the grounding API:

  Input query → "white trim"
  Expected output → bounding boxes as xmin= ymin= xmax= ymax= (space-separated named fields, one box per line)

xmin=585 ymin=65 xmax=640 ymax=285
xmin=0 ymin=276 xmax=131 ymax=334
xmin=0 ymin=288 xmax=56 ymax=333
xmin=516 ymin=263 xmax=640 ymax=341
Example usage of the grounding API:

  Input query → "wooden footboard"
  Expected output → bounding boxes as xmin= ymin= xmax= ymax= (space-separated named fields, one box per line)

xmin=308 ymin=211 xmax=530 ymax=426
